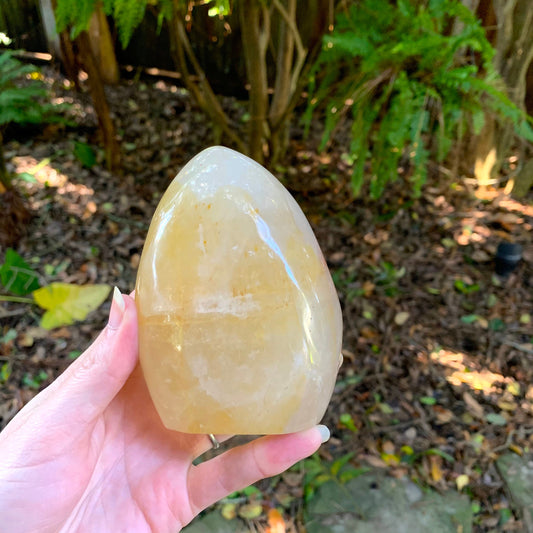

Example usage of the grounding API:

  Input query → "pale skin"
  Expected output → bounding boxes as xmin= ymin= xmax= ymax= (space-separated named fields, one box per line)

xmin=0 ymin=291 xmax=328 ymax=532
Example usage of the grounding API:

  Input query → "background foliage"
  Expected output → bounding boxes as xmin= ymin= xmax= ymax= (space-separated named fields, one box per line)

xmin=305 ymin=0 xmax=533 ymax=199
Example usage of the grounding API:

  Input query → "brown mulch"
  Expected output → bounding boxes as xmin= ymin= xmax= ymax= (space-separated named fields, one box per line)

xmin=1 ymin=68 xmax=533 ymax=532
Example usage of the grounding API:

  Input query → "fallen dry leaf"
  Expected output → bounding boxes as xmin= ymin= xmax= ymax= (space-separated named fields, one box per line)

xmin=463 ymin=391 xmax=484 ymax=419
xmin=394 ymin=311 xmax=410 ymax=326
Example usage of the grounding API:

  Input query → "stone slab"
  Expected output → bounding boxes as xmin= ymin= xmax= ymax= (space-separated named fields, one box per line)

xmin=497 ymin=453 xmax=533 ymax=528
xmin=305 ymin=471 xmax=472 ymax=533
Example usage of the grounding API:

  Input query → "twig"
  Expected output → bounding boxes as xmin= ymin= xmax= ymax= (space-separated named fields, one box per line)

xmin=502 ymin=340 xmax=533 ymax=355
xmin=491 ymin=429 xmax=516 ymax=454
xmin=271 ymin=0 xmax=307 ymax=96
xmin=0 ymin=308 xmax=27 ymax=318
xmin=369 ymin=415 xmax=433 ymax=435
xmin=105 ymin=213 xmax=149 ymax=230
xmin=0 ymin=295 xmax=33 ymax=304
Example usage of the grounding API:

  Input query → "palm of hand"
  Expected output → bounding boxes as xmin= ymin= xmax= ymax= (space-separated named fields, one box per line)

xmin=1 ymin=369 xmax=205 ymax=533
xmin=57 ymin=365 xmax=209 ymax=532
xmin=0 ymin=295 xmax=323 ymax=533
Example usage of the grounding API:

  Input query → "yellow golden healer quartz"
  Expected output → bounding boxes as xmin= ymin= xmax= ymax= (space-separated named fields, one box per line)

xmin=135 ymin=146 xmax=342 ymax=434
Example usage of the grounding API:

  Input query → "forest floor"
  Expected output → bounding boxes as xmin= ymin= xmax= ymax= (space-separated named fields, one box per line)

xmin=1 ymin=68 xmax=533 ymax=532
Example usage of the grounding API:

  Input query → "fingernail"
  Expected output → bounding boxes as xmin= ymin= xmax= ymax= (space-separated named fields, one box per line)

xmin=108 ymin=286 xmax=125 ymax=330
xmin=317 ymin=424 xmax=330 ymax=443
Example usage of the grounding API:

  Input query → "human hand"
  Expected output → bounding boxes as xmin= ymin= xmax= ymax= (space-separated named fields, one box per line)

xmin=0 ymin=289 xmax=329 ymax=533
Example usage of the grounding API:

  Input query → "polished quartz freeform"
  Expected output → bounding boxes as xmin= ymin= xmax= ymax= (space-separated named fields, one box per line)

xmin=136 ymin=146 xmax=343 ymax=434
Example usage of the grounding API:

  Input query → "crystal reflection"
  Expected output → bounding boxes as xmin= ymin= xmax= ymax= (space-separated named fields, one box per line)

xmin=250 ymin=210 xmax=319 ymax=366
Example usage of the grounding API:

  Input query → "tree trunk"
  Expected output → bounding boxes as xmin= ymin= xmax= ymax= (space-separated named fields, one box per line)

xmin=240 ymin=0 xmax=270 ymax=164
xmin=75 ymin=31 xmax=121 ymax=171
xmin=511 ymin=159 xmax=533 ymax=198
xmin=38 ymin=0 xmax=61 ymax=57
xmin=473 ymin=0 xmax=533 ymax=190
xmin=168 ymin=0 xmax=244 ymax=151
xmin=88 ymin=2 xmax=119 ymax=85
xmin=269 ymin=0 xmax=301 ymax=165
xmin=50 ymin=0 xmax=81 ymax=90
xmin=59 ymin=31 xmax=81 ymax=90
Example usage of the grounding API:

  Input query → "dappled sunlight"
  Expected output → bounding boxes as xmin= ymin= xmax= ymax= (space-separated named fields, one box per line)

xmin=454 ymin=217 xmax=492 ymax=246
xmin=431 ymin=348 xmax=517 ymax=394
xmin=427 ymin=181 xmax=533 ymax=255
xmin=496 ymin=197 xmax=533 ymax=218
xmin=13 ymin=155 xmax=68 ymax=187
xmin=12 ymin=156 xmax=96 ymax=219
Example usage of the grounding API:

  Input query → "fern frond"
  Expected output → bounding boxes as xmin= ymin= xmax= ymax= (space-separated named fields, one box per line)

xmin=55 ymin=0 xmax=96 ymax=37
xmin=112 ymin=0 xmax=149 ymax=48
xmin=306 ymin=0 xmax=532 ymax=200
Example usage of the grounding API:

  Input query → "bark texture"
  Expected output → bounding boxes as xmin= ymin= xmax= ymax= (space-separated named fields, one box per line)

xmin=76 ymin=31 xmax=121 ymax=171
xmin=88 ymin=3 xmax=120 ymax=85
xmin=240 ymin=0 xmax=270 ymax=164
xmin=474 ymin=0 xmax=533 ymax=191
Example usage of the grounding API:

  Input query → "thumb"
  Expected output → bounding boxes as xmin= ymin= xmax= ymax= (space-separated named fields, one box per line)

xmin=51 ymin=288 xmax=139 ymax=420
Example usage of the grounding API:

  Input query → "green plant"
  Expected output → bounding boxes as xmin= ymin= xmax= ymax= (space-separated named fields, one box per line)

xmin=55 ymin=0 xmax=149 ymax=48
xmin=302 ymin=452 xmax=370 ymax=501
xmin=454 ymin=278 xmax=480 ymax=294
xmin=0 ymin=51 xmax=66 ymax=188
xmin=22 ymin=370 xmax=48 ymax=389
xmin=0 ymin=248 xmax=110 ymax=329
xmin=332 ymin=267 xmax=362 ymax=301
xmin=371 ymin=261 xmax=405 ymax=296
xmin=305 ymin=0 xmax=533 ymax=199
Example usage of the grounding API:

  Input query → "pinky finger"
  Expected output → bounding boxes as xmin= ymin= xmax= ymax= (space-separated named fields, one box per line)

xmin=186 ymin=425 xmax=329 ymax=515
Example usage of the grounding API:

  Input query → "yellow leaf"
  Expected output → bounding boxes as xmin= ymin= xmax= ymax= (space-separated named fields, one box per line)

xmin=380 ymin=453 xmax=400 ymax=466
xmin=430 ymin=455 xmax=443 ymax=482
xmin=33 ymin=283 xmax=111 ymax=329
xmin=238 ymin=503 xmax=263 ymax=520
xmin=497 ymin=399 xmax=517 ymax=412
xmin=507 ymin=382 xmax=521 ymax=397
xmin=221 ymin=503 xmax=237 ymax=520
xmin=456 ymin=474 xmax=469 ymax=491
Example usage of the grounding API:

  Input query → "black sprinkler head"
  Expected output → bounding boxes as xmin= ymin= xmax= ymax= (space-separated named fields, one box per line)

xmin=495 ymin=241 xmax=522 ymax=278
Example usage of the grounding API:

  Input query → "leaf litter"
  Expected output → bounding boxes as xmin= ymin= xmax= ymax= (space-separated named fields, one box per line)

xmin=1 ymin=67 xmax=533 ymax=532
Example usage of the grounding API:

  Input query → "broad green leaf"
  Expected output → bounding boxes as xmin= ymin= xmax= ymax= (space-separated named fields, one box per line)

xmin=33 ymin=283 xmax=111 ymax=329
xmin=420 ymin=396 xmax=437 ymax=405
xmin=0 ymin=248 xmax=41 ymax=295
xmin=74 ymin=142 xmax=97 ymax=168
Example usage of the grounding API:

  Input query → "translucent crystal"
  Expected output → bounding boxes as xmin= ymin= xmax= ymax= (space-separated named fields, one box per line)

xmin=136 ymin=147 xmax=342 ymax=434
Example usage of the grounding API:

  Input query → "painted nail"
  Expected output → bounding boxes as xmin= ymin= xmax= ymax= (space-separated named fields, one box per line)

xmin=316 ymin=424 xmax=330 ymax=443
xmin=108 ymin=286 xmax=125 ymax=330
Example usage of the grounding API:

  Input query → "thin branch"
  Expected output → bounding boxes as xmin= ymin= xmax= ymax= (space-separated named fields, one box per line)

xmin=0 ymin=295 xmax=34 ymax=304
xmin=271 ymin=0 xmax=307 ymax=97
xmin=170 ymin=1 xmax=245 ymax=151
